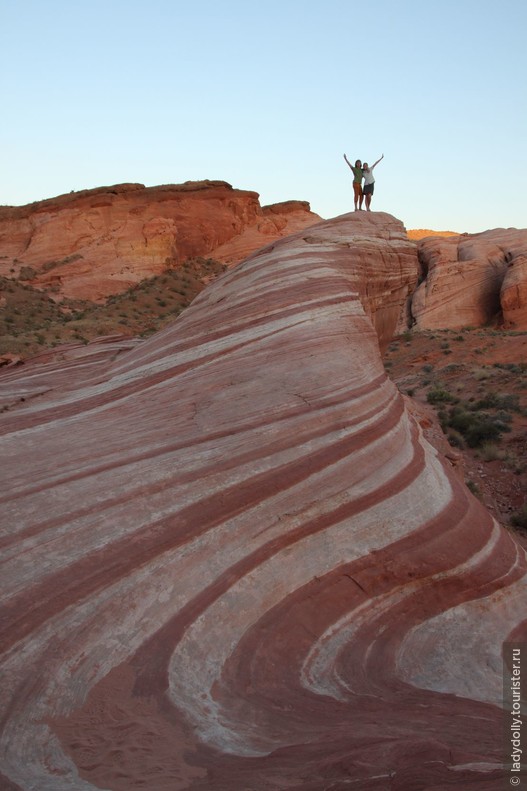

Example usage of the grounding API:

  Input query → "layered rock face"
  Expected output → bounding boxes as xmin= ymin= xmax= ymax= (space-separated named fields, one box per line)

xmin=0 ymin=182 xmax=321 ymax=301
xmin=412 ymin=227 xmax=527 ymax=329
xmin=1 ymin=212 xmax=525 ymax=791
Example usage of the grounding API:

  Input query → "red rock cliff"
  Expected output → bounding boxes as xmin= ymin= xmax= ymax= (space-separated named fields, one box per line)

xmin=412 ymin=227 xmax=527 ymax=330
xmin=0 ymin=181 xmax=321 ymax=301
xmin=0 ymin=212 xmax=524 ymax=790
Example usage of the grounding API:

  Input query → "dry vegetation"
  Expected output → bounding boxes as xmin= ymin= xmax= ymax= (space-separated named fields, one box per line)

xmin=0 ymin=257 xmax=226 ymax=358
xmin=384 ymin=328 xmax=527 ymax=538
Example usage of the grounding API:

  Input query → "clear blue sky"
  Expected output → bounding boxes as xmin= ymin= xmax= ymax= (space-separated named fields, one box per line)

xmin=1 ymin=0 xmax=526 ymax=232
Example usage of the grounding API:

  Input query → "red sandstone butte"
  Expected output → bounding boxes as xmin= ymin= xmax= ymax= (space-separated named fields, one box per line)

xmin=407 ymin=228 xmax=459 ymax=240
xmin=0 ymin=211 xmax=525 ymax=790
xmin=412 ymin=227 xmax=527 ymax=330
xmin=0 ymin=181 xmax=321 ymax=301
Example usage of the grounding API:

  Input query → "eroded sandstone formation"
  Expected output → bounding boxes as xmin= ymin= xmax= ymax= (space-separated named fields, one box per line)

xmin=407 ymin=228 xmax=459 ymax=240
xmin=412 ymin=227 xmax=527 ymax=330
xmin=0 ymin=182 xmax=321 ymax=301
xmin=1 ymin=212 xmax=525 ymax=790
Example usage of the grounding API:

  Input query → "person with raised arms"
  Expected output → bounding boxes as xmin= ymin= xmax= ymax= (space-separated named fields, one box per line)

xmin=343 ymin=153 xmax=364 ymax=211
xmin=361 ymin=154 xmax=384 ymax=211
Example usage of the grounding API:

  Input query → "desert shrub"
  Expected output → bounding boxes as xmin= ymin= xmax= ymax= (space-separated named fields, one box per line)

xmin=447 ymin=406 xmax=474 ymax=434
xmin=437 ymin=408 xmax=448 ymax=426
xmin=472 ymin=392 xmax=520 ymax=412
xmin=427 ymin=387 xmax=457 ymax=405
xmin=464 ymin=417 xmax=503 ymax=447
xmin=473 ymin=367 xmax=493 ymax=381
xmin=447 ymin=430 xmax=465 ymax=449
xmin=18 ymin=266 xmax=36 ymax=281
xmin=479 ymin=442 xmax=505 ymax=462
xmin=493 ymin=362 xmax=526 ymax=374
xmin=472 ymin=392 xmax=499 ymax=409
xmin=444 ymin=406 xmax=503 ymax=448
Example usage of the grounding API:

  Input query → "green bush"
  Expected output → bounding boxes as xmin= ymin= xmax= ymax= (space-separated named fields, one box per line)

xmin=427 ymin=387 xmax=457 ymax=405
xmin=447 ymin=430 xmax=465 ymax=449
xmin=465 ymin=417 xmax=503 ymax=447
xmin=472 ymin=392 xmax=520 ymax=412
xmin=447 ymin=406 xmax=474 ymax=434
xmin=443 ymin=405 xmax=505 ymax=448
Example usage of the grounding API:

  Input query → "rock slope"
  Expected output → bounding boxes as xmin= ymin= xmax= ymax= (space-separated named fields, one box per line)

xmin=0 ymin=212 xmax=525 ymax=790
xmin=0 ymin=182 xmax=321 ymax=302
xmin=412 ymin=227 xmax=527 ymax=330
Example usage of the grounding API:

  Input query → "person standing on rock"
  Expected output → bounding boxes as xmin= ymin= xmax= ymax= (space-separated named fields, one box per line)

xmin=362 ymin=154 xmax=384 ymax=211
xmin=343 ymin=154 xmax=364 ymax=211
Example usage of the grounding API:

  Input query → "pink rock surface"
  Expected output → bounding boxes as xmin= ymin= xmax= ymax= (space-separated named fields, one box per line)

xmin=501 ymin=252 xmax=527 ymax=328
xmin=0 ymin=182 xmax=321 ymax=302
xmin=213 ymin=200 xmax=323 ymax=266
xmin=412 ymin=227 xmax=527 ymax=330
xmin=0 ymin=212 xmax=525 ymax=790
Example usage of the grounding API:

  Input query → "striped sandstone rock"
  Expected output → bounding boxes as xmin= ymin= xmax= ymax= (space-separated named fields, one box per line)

xmin=0 ymin=212 xmax=524 ymax=790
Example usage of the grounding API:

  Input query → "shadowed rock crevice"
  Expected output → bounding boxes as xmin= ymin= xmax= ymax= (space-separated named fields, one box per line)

xmin=411 ymin=228 xmax=527 ymax=330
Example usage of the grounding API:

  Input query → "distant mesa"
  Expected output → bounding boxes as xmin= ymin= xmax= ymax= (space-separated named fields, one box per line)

xmin=407 ymin=228 xmax=459 ymax=240
xmin=0 ymin=181 xmax=322 ymax=302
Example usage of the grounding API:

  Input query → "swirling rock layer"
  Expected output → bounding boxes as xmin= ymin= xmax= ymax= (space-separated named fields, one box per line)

xmin=1 ymin=212 xmax=525 ymax=790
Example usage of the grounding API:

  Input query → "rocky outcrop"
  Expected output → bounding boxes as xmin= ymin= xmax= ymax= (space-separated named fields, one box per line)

xmin=0 ymin=181 xmax=321 ymax=302
xmin=501 ymin=252 xmax=527 ymax=327
xmin=412 ymin=227 xmax=527 ymax=329
xmin=213 ymin=199 xmax=321 ymax=266
xmin=407 ymin=228 xmax=459 ymax=240
xmin=1 ymin=212 xmax=525 ymax=791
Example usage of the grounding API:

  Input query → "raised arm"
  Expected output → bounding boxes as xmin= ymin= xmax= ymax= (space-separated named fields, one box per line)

xmin=343 ymin=153 xmax=354 ymax=171
xmin=371 ymin=153 xmax=384 ymax=170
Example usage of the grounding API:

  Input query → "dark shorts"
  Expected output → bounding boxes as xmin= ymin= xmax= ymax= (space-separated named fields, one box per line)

xmin=363 ymin=183 xmax=374 ymax=195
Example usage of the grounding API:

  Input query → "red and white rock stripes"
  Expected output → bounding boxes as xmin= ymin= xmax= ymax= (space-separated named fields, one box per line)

xmin=0 ymin=212 xmax=525 ymax=790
